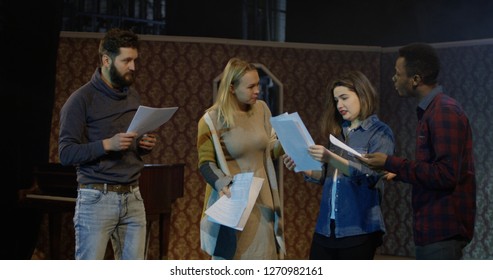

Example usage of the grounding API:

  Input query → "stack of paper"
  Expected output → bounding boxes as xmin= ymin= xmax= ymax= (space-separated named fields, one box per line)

xmin=271 ymin=112 xmax=322 ymax=172
xmin=205 ymin=172 xmax=264 ymax=231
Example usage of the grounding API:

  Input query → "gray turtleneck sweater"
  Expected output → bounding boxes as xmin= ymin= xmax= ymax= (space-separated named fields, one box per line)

xmin=58 ymin=67 xmax=148 ymax=185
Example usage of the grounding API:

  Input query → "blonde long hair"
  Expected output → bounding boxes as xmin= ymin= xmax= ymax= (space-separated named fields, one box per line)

xmin=207 ymin=58 xmax=258 ymax=128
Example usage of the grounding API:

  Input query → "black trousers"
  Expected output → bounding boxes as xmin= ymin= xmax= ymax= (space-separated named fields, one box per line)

xmin=309 ymin=220 xmax=381 ymax=260
xmin=309 ymin=236 xmax=380 ymax=260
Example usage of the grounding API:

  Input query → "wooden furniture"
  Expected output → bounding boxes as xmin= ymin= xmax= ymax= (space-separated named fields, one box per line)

xmin=21 ymin=163 xmax=184 ymax=259
xmin=140 ymin=163 xmax=185 ymax=259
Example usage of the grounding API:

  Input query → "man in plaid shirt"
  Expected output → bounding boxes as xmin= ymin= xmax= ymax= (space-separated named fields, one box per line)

xmin=361 ymin=43 xmax=476 ymax=259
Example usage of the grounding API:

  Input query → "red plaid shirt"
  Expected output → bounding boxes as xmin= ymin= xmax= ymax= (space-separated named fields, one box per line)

xmin=385 ymin=87 xmax=476 ymax=246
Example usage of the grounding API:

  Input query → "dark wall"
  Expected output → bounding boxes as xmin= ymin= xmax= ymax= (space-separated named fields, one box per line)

xmin=1 ymin=0 xmax=63 ymax=259
xmin=58 ymin=0 xmax=493 ymax=46
xmin=165 ymin=0 xmax=244 ymax=39
xmin=286 ymin=0 xmax=493 ymax=46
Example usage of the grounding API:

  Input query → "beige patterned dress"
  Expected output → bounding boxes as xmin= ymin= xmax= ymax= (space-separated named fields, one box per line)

xmin=197 ymin=100 xmax=284 ymax=259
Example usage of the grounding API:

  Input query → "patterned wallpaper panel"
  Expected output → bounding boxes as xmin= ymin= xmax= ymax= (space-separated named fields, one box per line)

xmin=36 ymin=33 xmax=492 ymax=259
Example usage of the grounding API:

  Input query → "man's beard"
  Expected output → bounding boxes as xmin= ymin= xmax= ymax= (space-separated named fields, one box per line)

xmin=109 ymin=63 xmax=135 ymax=88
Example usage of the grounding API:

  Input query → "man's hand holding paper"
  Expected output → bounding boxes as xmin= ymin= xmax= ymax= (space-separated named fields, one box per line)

xmin=138 ymin=133 xmax=157 ymax=150
xmin=356 ymin=151 xmax=396 ymax=181
xmin=127 ymin=105 xmax=178 ymax=137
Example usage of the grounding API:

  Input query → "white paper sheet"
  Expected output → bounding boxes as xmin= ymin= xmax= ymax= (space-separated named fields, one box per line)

xmin=126 ymin=105 xmax=178 ymax=137
xmin=329 ymin=134 xmax=362 ymax=157
xmin=271 ymin=112 xmax=322 ymax=172
xmin=233 ymin=177 xmax=263 ymax=230
xmin=205 ymin=172 xmax=264 ymax=231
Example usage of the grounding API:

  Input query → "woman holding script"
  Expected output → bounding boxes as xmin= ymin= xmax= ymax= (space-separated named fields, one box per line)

xmin=197 ymin=58 xmax=285 ymax=260
xmin=283 ymin=71 xmax=395 ymax=259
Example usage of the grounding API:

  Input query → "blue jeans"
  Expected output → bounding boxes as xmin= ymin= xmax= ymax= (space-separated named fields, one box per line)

xmin=73 ymin=188 xmax=146 ymax=260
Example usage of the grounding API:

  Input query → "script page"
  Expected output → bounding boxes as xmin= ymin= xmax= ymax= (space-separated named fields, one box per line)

xmin=205 ymin=172 xmax=263 ymax=230
xmin=126 ymin=106 xmax=178 ymax=137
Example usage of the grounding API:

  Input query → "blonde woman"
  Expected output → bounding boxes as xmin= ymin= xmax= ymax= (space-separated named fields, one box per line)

xmin=197 ymin=58 xmax=285 ymax=259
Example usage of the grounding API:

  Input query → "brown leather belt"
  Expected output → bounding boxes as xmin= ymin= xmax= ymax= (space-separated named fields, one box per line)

xmin=78 ymin=183 xmax=138 ymax=193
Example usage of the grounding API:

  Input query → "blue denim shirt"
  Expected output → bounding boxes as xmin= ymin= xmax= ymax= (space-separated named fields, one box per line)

xmin=306 ymin=114 xmax=395 ymax=238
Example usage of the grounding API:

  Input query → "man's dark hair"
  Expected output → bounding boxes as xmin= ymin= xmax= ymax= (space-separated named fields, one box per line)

xmin=398 ymin=43 xmax=440 ymax=85
xmin=99 ymin=28 xmax=139 ymax=62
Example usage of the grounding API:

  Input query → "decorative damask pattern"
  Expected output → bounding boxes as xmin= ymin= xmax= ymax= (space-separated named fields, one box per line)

xmin=36 ymin=33 xmax=492 ymax=260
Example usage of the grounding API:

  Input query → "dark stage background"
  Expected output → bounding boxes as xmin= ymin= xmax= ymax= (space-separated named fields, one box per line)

xmin=2 ymin=0 xmax=492 ymax=259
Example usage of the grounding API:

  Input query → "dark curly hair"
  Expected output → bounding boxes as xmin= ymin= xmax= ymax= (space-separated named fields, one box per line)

xmin=98 ymin=28 xmax=139 ymax=64
xmin=398 ymin=43 xmax=440 ymax=85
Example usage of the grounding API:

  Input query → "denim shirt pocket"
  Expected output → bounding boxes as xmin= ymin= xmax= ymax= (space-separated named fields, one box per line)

xmin=348 ymin=146 xmax=378 ymax=187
